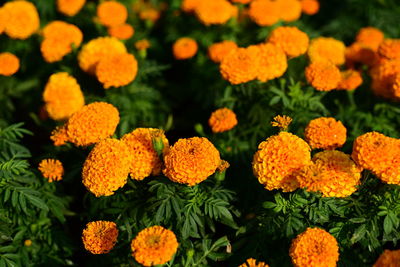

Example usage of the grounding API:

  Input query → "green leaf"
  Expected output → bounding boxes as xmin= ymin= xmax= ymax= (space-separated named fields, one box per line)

xmin=351 ymin=224 xmax=367 ymax=244
xmin=384 ymin=215 xmax=393 ymax=235
xmin=24 ymin=194 xmax=49 ymax=211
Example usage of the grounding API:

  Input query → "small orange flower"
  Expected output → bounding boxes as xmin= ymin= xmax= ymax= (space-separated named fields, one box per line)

xmin=300 ymin=0 xmax=319 ymax=15
xmin=135 ymin=39 xmax=151 ymax=51
xmin=108 ymin=23 xmax=134 ymax=40
xmin=305 ymin=61 xmax=341 ymax=91
xmin=239 ymin=258 xmax=270 ymax=267
xmin=271 ymin=115 xmax=292 ymax=130
xmin=208 ymin=107 xmax=238 ymax=133
xmin=256 ymin=43 xmax=288 ymax=82
xmin=97 ymin=1 xmax=128 ymax=27
xmin=337 ymin=69 xmax=363 ymax=90
xmin=268 ymin=26 xmax=309 ymax=58
xmin=356 ymin=27 xmax=384 ymax=51
xmin=208 ymin=40 xmax=238 ymax=63
xmin=131 ymin=226 xmax=178 ymax=267
xmin=82 ymin=221 xmax=118 ymax=254
xmin=277 ymin=0 xmax=302 ymax=22
xmin=3 ymin=0 xmax=40 ymax=39
xmin=308 ymin=37 xmax=346 ymax=65
xmin=248 ymin=0 xmax=280 ymax=26
xmin=0 ymin=52 xmax=19 ymax=76
xmin=374 ymin=249 xmax=400 ymax=267
xmin=57 ymin=0 xmax=86 ymax=16
xmin=38 ymin=159 xmax=64 ymax=182
xmin=194 ymin=0 xmax=236 ymax=25
xmin=304 ymin=117 xmax=347 ymax=150
xmin=378 ymin=39 xmax=400 ymax=60
xmin=139 ymin=8 xmax=161 ymax=22
xmin=172 ymin=37 xmax=198 ymax=60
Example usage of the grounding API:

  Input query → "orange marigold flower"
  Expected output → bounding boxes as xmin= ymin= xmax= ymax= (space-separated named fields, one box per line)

xmin=271 ymin=115 xmax=292 ymax=130
xmin=139 ymin=8 xmax=160 ymax=22
xmin=305 ymin=61 xmax=341 ymax=91
xmin=82 ymin=221 xmax=118 ymax=254
xmin=255 ymin=43 xmax=288 ymax=82
xmin=0 ymin=8 xmax=9 ymax=34
xmin=268 ymin=26 xmax=309 ymax=58
xmin=172 ymin=37 xmax=198 ymax=60
xmin=208 ymin=40 xmax=238 ymax=63
xmin=239 ymin=258 xmax=270 ymax=267
xmin=374 ymin=249 xmax=400 ymax=267
xmin=163 ymin=137 xmax=221 ymax=186
xmin=304 ymin=117 xmax=347 ymax=150
xmin=78 ymin=37 xmax=127 ymax=74
xmin=208 ymin=107 xmax=238 ymax=133
xmin=290 ymin=228 xmax=339 ymax=267
xmin=378 ymin=39 xmax=400 ymax=60
xmin=337 ymin=69 xmax=363 ymax=90
xmin=181 ymin=0 xmax=201 ymax=12
xmin=108 ymin=23 xmax=134 ymax=40
xmin=308 ymin=37 xmax=346 ymax=65
xmin=131 ymin=226 xmax=178 ymax=267
xmin=43 ymin=72 xmax=85 ymax=121
xmin=57 ymin=0 xmax=86 ymax=16
xmin=356 ymin=27 xmax=384 ymax=51
xmin=300 ymin=0 xmax=319 ymax=15
xmin=97 ymin=1 xmax=128 ymax=27
xmin=391 ymin=73 xmax=400 ymax=99
xmin=38 ymin=159 xmax=64 ymax=182
xmin=121 ymin=128 xmax=169 ymax=180
xmin=0 ymin=52 xmax=19 ymax=76
xmin=135 ymin=39 xmax=151 ymax=51
xmin=82 ymin=139 xmax=132 ymax=196
xmin=252 ymin=132 xmax=311 ymax=192
xmin=3 ymin=0 xmax=40 ymax=39
xmin=50 ymin=125 xmax=69 ymax=146
xmin=277 ymin=0 xmax=302 ymax=22
xmin=194 ymin=0 xmax=236 ymax=25
xmin=248 ymin=0 xmax=280 ymax=26
xmin=295 ymin=150 xmax=362 ymax=197
xmin=370 ymin=58 xmax=400 ymax=99
xmin=345 ymin=43 xmax=379 ymax=68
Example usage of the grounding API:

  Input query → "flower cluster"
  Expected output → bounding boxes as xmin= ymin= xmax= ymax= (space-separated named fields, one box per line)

xmin=82 ymin=221 xmax=118 ymax=254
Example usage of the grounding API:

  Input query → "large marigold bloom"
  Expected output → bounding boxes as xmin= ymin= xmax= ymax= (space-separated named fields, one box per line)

xmin=305 ymin=62 xmax=341 ymax=91
xmin=337 ymin=70 xmax=363 ymax=90
xmin=97 ymin=1 xmax=128 ymax=27
xmin=108 ymin=23 xmax=134 ymax=40
xmin=208 ymin=107 xmax=238 ymax=133
xmin=121 ymin=128 xmax=169 ymax=180
xmin=208 ymin=40 xmax=238 ymax=63
xmin=356 ymin=27 xmax=384 ymax=51
xmin=378 ymin=39 xmax=400 ymax=60
xmin=0 ymin=52 xmax=19 ymax=76
xmin=220 ymin=47 xmax=259 ymax=84
xmin=38 ymin=159 xmax=64 ymax=182
xmin=82 ymin=139 xmax=132 ymax=196
xmin=268 ymin=26 xmax=309 ymax=58
xmin=308 ymin=37 xmax=346 ymax=65
xmin=57 ymin=0 xmax=86 ymax=16
xmin=290 ymin=228 xmax=339 ymax=267
xmin=370 ymin=58 xmax=400 ymax=98
xmin=374 ymin=249 xmax=400 ymax=267
xmin=43 ymin=72 xmax=85 ymax=121
xmin=163 ymin=137 xmax=221 ymax=186
xmin=239 ymin=258 xmax=270 ymax=267
xmin=172 ymin=37 xmax=198 ymax=60
xmin=248 ymin=0 xmax=280 ymax=26
xmin=304 ymin=117 xmax=347 ymax=150
xmin=3 ymin=0 xmax=39 ymax=39
xmin=82 ymin=221 xmax=118 ymax=254
xmin=300 ymin=0 xmax=319 ymax=15
xmin=131 ymin=226 xmax=178 ymax=267
xmin=255 ymin=43 xmax=287 ymax=82
xmin=78 ymin=37 xmax=127 ymax=74
xmin=277 ymin=0 xmax=302 ymax=22
xmin=252 ymin=132 xmax=311 ymax=192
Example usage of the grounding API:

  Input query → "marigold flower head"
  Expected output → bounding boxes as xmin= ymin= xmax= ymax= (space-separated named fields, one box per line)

xmin=78 ymin=37 xmax=127 ymax=74
xmin=370 ymin=58 xmax=400 ymax=98
xmin=107 ymin=23 xmax=134 ymax=40
xmin=3 ymin=0 xmax=40 ymax=39
xmin=268 ymin=26 xmax=309 ymax=58
xmin=308 ymin=37 xmax=346 ymax=65
xmin=356 ymin=27 xmax=384 ymax=51
xmin=378 ymin=39 xmax=400 ymax=60
xmin=252 ymin=131 xmax=311 ymax=192
xmin=208 ymin=40 xmax=238 ymax=63
xmin=131 ymin=226 xmax=178 ymax=267
xmin=135 ymin=39 xmax=151 ymax=51
xmin=163 ymin=137 xmax=221 ymax=186
xmin=305 ymin=61 xmax=341 ymax=91
xmin=255 ymin=43 xmax=288 ymax=82
xmin=82 ymin=221 xmax=118 ymax=254
xmin=0 ymin=52 xmax=19 ymax=76
xmin=277 ymin=0 xmax=302 ymax=22
xmin=239 ymin=258 xmax=270 ymax=267
xmin=38 ymin=159 xmax=64 ymax=182
xmin=172 ymin=37 xmax=198 ymax=60
xmin=194 ymin=0 xmax=236 ymax=25
xmin=24 ymin=240 xmax=32 ymax=247
xmin=43 ymin=72 xmax=85 ymax=121
xmin=373 ymin=249 xmax=400 ymax=267
xmin=96 ymin=1 xmax=127 ymax=27
xmin=139 ymin=8 xmax=160 ymax=22
xmin=50 ymin=125 xmax=69 ymax=146
xmin=57 ymin=0 xmax=86 ymax=16
xmin=345 ymin=43 xmax=380 ymax=68
xmin=181 ymin=0 xmax=201 ymax=12
xmin=304 ymin=117 xmax=346 ymax=150
xmin=271 ymin=115 xmax=292 ymax=130
xmin=82 ymin=139 xmax=132 ymax=196
xmin=248 ymin=0 xmax=280 ymax=26
xmin=0 ymin=8 xmax=9 ymax=34
xmin=337 ymin=70 xmax=363 ymax=91
xmin=208 ymin=107 xmax=238 ymax=133
xmin=290 ymin=228 xmax=339 ymax=267
xmin=300 ymin=0 xmax=319 ymax=15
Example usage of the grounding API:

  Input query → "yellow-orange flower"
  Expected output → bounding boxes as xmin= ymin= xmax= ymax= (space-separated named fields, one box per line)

xmin=208 ymin=107 xmax=238 ymax=133
xmin=308 ymin=37 xmax=346 ymax=65
xmin=304 ymin=117 xmax=347 ymax=150
xmin=139 ymin=8 xmax=161 ymax=22
xmin=378 ymin=39 xmax=400 ymax=60
xmin=370 ymin=58 xmax=400 ymax=98
xmin=208 ymin=40 xmax=238 ymax=63
xmin=337 ymin=69 xmax=363 ymax=90
xmin=163 ymin=137 xmax=221 ymax=186
xmin=172 ymin=37 xmax=198 ymax=60
xmin=268 ymin=26 xmax=309 ymax=58
xmin=108 ymin=23 xmax=134 ymax=40
xmin=57 ymin=0 xmax=86 ymax=16
xmin=38 ymin=159 xmax=64 ymax=182
xmin=300 ymin=0 xmax=319 ymax=15
xmin=3 ymin=0 xmax=40 ymax=39
xmin=121 ymin=128 xmax=169 ymax=180
xmin=97 ymin=1 xmax=128 ymax=27
xmin=271 ymin=115 xmax=292 ymax=130
xmin=305 ymin=61 xmax=341 ymax=91
xmin=82 ymin=139 xmax=132 ymax=196
xmin=373 ymin=249 xmax=400 ymax=267
xmin=135 ymin=39 xmax=151 ymax=51
xmin=290 ymin=228 xmax=339 ymax=267
xmin=181 ymin=0 xmax=201 ymax=13
xmin=131 ymin=226 xmax=178 ymax=267
xmin=194 ymin=0 xmax=236 ymax=25
xmin=78 ymin=37 xmax=127 ymax=74
xmin=277 ymin=0 xmax=302 ymax=22
xmin=356 ymin=27 xmax=384 ymax=51
xmin=248 ymin=0 xmax=280 ymax=26
xmin=256 ymin=43 xmax=288 ymax=82
xmin=252 ymin=131 xmax=311 ymax=192
xmin=43 ymin=72 xmax=85 ymax=121
xmin=239 ymin=258 xmax=270 ymax=267
xmin=82 ymin=221 xmax=118 ymax=254
xmin=0 ymin=52 xmax=19 ymax=76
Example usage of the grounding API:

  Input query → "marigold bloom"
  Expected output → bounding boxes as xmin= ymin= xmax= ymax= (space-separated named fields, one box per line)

xmin=108 ymin=23 xmax=134 ymax=40
xmin=374 ymin=249 xmax=400 ymax=267
xmin=277 ymin=0 xmax=302 ymax=22
xmin=252 ymin=132 xmax=311 ymax=192
xmin=378 ymin=39 xmax=400 ymax=60
xmin=271 ymin=115 xmax=292 ymax=130
xmin=337 ymin=70 xmax=363 ymax=91
xmin=50 ymin=125 xmax=69 ymax=146
xmin=78 ymin=37 xmax=127 ymax=74
xmin=248 ymin=0 xmax=280 ymax=26
xmin=255 ymin=43 xmax=288 ymax=82
xmin=3 ymin=0 xmax=40 ymax=39
xmin=97 ymin=1 xmax=128 ymax=27
xmin=131 ymin=226 xmax=178 ymax=267
xmin=0 ymin=52 xmax=19 ymax=76
xmin=24 ymin=240 xmax=32 ymax=247
xmin=38 ymin=159 xmax=64 ymax=182
xmin=268 ymin=26 xmax=309 ymax=58
xmin=194 ymin=0 xmax=235 ymax=25
xmin=82 ymin=221 xmax=118 ymax=254
xmin=208 ymin=40 xmax=238 ymax=63
xmin=308 ymin=37 xmax=346 ymax=65
xmin=290 ymin=228 xmax=339 ymax=267
xmin=0 ymin=8 xmax=8 ymax=34
xmin=208 ymin=108 xmax=238 ymax=133
xmin=43 ymin=72 xmax=85 ymax=121
xmin=370 ymin=58 xmax=400 ymax=98
xmin=305 ymin=62 xmax=341 ymax=91
xmin=139 ymin=8 xmax=160 ymax=22
xmin=300 ymin=0 xmax=319 ymax=15
xmin=345 ymin=43 xmax=379 ymax=67
xmin=57 ymin=0 xmax=86 ymax=16
xmin=172 ymin=37 xmax=198 ymax=60
xmin=304 ymin=117 xmax=346 ymax=150
xmin=239 ymin=258 xmax=270 ymax=267
xmin=163 ymin=137 xmax=221 ymax=186
xmin=356 ymin=27 xmax=384 ymax=51
xmin=135 ymin=39 xmax=150 ymax=51
xmin=181 ymin=0 xmax=201 ymax=12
